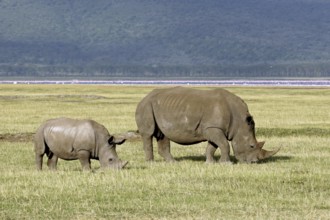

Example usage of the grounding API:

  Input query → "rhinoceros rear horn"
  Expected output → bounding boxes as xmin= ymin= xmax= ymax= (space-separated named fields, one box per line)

xmin=257 ymin=141 xmax=265 ymax=149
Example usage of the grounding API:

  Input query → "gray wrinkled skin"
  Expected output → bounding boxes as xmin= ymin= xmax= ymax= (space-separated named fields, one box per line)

xmin=135 ymin=87 xmax=279 ymax=164
xmin=34 ymin=118 xmax=128 ymax=171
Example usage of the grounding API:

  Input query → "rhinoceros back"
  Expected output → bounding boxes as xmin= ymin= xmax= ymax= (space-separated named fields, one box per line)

xmin=151 ymin=87 xmax=230 ymax=144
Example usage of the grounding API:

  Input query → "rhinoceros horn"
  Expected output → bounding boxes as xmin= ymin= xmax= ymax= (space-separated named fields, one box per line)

xmin=257 ymin=141 xmax=281 ymax=160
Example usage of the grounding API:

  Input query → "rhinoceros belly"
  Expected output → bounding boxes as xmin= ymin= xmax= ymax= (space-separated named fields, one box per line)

xmin=153 ymin=94 xmax=205 ymax=144
xmin=44 ymin=125 xmax=95 ymax=160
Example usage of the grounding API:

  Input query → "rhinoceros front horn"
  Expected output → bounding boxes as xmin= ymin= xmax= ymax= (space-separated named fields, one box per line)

xmin=257 ymin=142 xmax=281 ymax=160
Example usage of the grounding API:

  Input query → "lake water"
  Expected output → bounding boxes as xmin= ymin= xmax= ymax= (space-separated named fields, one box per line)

xmin=1 ymin=79 xmax=330 ymax=86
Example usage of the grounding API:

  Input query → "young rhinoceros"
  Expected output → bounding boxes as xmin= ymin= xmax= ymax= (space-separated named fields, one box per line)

xmin=34 ymin=118 xmax=128 ymax=171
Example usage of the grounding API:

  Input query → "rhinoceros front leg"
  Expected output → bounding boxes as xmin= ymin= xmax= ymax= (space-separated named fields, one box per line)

xmin=47 ymin=155 xmax=58 ymax=170
xmin=77 ymin=150 xmax=91 ymax=171
xmin=157 ymin=136 xmax=175 ymax=162
xmin=205 ymin=142 xmax=217 ymax=163
xmin=204 ymin=128 xmax=231 ymax=163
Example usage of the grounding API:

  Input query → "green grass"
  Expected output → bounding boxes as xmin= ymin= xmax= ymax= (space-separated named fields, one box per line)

xmin=0 ymin=85 xmax=329 ymax=219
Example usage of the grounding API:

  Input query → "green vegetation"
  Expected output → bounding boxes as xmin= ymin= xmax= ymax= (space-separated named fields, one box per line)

xmin=1 ymin=1 xmax=330 ymax=77
xmin=0 ymin=85 xmax=329 ymax=219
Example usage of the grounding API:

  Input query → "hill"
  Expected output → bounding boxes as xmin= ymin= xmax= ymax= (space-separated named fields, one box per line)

xmin=1 ymin=0 xmax=330 ymax=77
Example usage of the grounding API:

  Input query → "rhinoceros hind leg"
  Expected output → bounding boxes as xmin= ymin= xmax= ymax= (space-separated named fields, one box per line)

xmin=142 ymin=135 xmax=154 ymax=161
xmin=157 ymin=136 xmax=175 ymax=162
xmin=77 ymin=150 xmax=91 ymax=171
xmin=47 ymin=154 xmax=58 ymax=170
xmin=35 ymin=153 xmax=44 ymax=170
xmin=204 ymin=128 xmax=231 ymax=163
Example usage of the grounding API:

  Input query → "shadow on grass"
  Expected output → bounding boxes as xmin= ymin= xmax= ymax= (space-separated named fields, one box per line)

xmin=175 ymin=155 xmax=206 ymax=162
xmin=259 ymin=155 xmax=292 ymax=163
xmin=175 ymin=155 xmax=236 ymax=162
xmin=91 ymin=165 xmax=148 ymax=171
xmin=175 ymin=155 xmax=292 ymax=164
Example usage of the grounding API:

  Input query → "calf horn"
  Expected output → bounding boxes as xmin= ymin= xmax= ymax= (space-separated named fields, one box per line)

xmin=121 ymin=161 xmax=129 ymax=169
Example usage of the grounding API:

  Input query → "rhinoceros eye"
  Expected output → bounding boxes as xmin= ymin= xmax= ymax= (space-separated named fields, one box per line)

xmin=250 ymin=145 xmax=255 ymax=149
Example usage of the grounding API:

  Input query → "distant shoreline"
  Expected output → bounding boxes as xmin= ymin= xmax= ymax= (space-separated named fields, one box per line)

xmin=1 ymin=79 xmax=330 ymax=86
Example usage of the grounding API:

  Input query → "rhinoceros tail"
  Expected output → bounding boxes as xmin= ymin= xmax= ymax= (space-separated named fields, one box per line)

xmin=151 ymin=121 xmax=163 ymax=141
xmin=44 ymin=141 xmax=53 ymax=159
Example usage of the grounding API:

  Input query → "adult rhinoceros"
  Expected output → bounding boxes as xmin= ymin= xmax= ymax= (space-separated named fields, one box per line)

xmin=34 ymin=118 xmax=128 ymax=170
xmin=135 ymin=87 xmax=279 ymax=163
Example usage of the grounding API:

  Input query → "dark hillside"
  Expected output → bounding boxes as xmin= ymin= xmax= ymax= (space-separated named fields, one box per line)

xmin=1 ymin=0 xmax=330 ymax=77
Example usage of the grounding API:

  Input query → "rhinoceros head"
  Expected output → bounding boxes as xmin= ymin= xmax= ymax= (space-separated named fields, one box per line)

xmin=99 ymin=136 xmax=128 ymax=169
xmin=233 ymin=141 xmax=280 ymax=163
xmin=231 ymin=115 xmax=280 ymax=163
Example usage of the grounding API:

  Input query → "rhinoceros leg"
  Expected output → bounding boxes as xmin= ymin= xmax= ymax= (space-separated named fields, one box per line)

xmin=157 ymin=136 xmax=175 ymax=162
xmin=47 ymin=154 xmax=58 ymax=170
xmin=142 ymin=135 xmax=154 ymax=161
xmin=204 ymin=128 xmax=231 ymax=163
xmin=35 ymin=153 xmax=44 ymax=171
xmin=205 ymin=142 xmax=217 ymax=163
xmin=77 ymin=150 xmax=91 ymax=171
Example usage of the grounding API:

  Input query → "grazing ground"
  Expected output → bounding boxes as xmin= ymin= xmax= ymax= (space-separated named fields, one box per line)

xmin=0 ymin=84 xmax=329 ymax=219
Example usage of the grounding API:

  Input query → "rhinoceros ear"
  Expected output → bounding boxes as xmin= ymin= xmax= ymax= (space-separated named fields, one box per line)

xmin=108 ymin=136 xmax=114 ymax=144
xmin=114 ymin=137 xmax=126 ymax=145
xmin=108 ymin=136 xmax=126 ymax=145
xmin=246 ymin=115 xmax=255 ymax=126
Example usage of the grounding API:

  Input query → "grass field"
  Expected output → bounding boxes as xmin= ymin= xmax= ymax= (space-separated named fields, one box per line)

xmin=0 ymin=84 xmax=329 ymax=219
